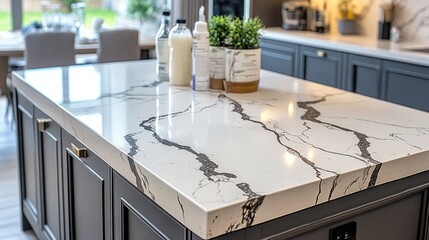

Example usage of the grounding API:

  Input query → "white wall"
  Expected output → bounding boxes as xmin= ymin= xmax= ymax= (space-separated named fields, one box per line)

xmin=311 ymin=0 xmax=429 ymax=42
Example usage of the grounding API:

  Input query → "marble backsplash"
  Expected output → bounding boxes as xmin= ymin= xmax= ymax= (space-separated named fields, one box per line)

xmin=311 ymin=0 xmax=429 ymax=42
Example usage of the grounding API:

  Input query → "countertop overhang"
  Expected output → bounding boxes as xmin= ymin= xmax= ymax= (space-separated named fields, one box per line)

xmin=12 ymin=60 xmax=429 ymax=239
xmin=263 ymin=28 xmax=429 ymax=67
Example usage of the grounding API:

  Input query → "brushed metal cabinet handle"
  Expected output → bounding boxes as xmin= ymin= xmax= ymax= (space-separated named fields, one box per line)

xmin=37 ymin=118 xmax=51 ymax=132
xmin=316 ymin=50 xmax=326 ymax=57
xmin=71 ymin=143 xmax=88 ymax=158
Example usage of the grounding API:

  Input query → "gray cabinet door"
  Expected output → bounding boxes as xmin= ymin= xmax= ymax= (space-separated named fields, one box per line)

xmin=35 ymin=108 xmax=63 ymax=240
xmin=113 ymin=171 xmax=187 ymax=240
xmin=16 ymin=93 xmax=40 ymax=234
xmin=346 ymin=54 xmax=382 ymax=98
xmin=382 ymin=61 xmax=429 ymax=112
xmin=299 ymin=46 xmax=345 ymax=89
xmin=261 ymin=38 xmax=299 ymax=77
xmin=62 ymin=131 xmax=111 ymax=240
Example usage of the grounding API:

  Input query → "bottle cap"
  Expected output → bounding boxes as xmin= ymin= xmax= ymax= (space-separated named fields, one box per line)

xmin=199 ymin=6 xmax=205 ymax=22
xmin=176 ymin=19 xmax=186 ymax=24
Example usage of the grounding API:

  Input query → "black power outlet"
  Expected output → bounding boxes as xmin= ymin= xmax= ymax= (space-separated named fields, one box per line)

xmin=329 ymin=221 xmax=357 ymax=240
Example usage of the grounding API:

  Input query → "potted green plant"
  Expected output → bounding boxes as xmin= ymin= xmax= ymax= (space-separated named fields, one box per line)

xmin=337 ymin=0 xmax=357 ymax=35
xmin=208 ymin=15 xmax=231 ymax=90
xmin=224 ymin=17 xmax=265 ymax=93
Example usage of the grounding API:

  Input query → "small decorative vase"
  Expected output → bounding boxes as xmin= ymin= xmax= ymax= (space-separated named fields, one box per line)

xmin=224 ymin=48 xmax=261 ymax=93
xmin=209 ymin=46 xmax=225 ymax=90
xmin=338 ymin=19 xmax=357 ymax=35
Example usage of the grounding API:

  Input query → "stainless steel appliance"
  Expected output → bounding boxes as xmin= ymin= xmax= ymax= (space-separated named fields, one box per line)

xmin=208 ymin=0 xmax=251 ymax=18
xmin=282 ymin=0 xmax=311 ymax=30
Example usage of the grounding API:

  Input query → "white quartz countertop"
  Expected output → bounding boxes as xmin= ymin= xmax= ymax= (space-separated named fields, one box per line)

xmin=264 ymin=28 xmax=429 ymax=67
xmin=12 ymin=60 xmax=429 ymax=239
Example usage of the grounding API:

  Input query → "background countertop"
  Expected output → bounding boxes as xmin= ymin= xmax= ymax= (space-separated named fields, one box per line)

xmin=263 ymin=28 xmax=429 ymax=67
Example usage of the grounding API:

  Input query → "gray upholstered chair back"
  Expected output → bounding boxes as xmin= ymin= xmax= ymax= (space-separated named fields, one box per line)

xmin=97 ymin=29 xmax=140 ymax=63
xmin=25 ymin=31 xmax=75 ymax=69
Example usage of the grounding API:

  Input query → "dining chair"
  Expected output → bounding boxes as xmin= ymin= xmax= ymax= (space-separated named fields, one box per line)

xmin=25 ymin=31 xmax=76 ymax=69
xmin=4 ymin=31 xmax=76 ymax=122
xmin=97 ymin=29 xmax=140 ymax=63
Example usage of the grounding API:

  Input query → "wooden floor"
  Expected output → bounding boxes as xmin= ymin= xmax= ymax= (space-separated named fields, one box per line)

xmin=0 ymin=95 xmax=37 ymax=240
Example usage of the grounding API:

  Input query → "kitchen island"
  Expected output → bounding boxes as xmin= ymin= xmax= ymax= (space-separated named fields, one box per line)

xmin=12 ymin=60 xmax=429 ymax=240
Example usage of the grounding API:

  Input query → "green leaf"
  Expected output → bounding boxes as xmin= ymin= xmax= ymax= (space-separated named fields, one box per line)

xmin=229 ymin=17 xmax=265 ymax=49
xmin=208 ymin=15 xmax=232 ymax=47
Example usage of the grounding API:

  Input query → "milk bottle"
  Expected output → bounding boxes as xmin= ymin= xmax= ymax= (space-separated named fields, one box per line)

xmin=168 ymin=19 xmax=193 ymax=86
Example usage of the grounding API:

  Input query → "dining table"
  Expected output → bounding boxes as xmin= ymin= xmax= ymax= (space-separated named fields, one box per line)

xmin=0 ymin=31 xmax=156 ymax=95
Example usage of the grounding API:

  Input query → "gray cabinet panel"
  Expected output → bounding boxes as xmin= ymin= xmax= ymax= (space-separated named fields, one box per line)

xmin=22 ymin=107 xmax=37 ymax=213
xmin=299 ymin=46 xmax=344 ymax=89
xmin=259 ymin=170 xmax=429 ymax=240
xmin=346 ymin=54 xmax=382 ymax=98
xmin=113 ymin=171 xmax=187 ymax=240
xmin=290 ymin=193 xmax=422 ymax=240
xmin=261 ymin=38 xmax=298 ymax=77
xmin=382 ymin=61 xmax=429 ymax=112
xmin=35 ymin=109 xmax=62 ymax=240
xmin=62 ymin=131 xmax=111 ymax=240
xmin=16 ymin=93 xmax=40 ymax=233
xmin=191 ymin=230 xmax=246 ymax=240
xmin=72 ymin=154 xmax=104 ymax=240
xmin=122 ymin=200 xmax=165 ymax=240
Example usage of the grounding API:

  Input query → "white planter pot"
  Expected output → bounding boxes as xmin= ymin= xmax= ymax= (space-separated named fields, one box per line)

xmin=209 ymin=46 xmax=225 ymax=90
xmin=224 ymin=48 xmax=261 ymax=93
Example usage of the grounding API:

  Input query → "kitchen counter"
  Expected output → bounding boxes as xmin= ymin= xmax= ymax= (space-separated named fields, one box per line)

xmin=264 ymin=27 xmax=429 ymax=67
xmin=12 ymin=60 xmax=429 ymax=239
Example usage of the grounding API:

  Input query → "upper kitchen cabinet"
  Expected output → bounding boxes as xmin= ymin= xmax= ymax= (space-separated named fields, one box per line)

xmin=261 ymin=38 xmax=299 ymax=77
xmin=346 ymin=54 xmax=382 ymax=98
xmin=299 ymin=46 xmax=345 ymax=89
xmin=382 ymin=61 xmax=429 ymax=112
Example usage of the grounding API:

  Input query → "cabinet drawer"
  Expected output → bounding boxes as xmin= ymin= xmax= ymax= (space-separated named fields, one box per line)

xmin=261 ymin=38 xmax=298 ymax=77
xmin=261 ymin=38 xmax=298 ymax=53
xmin=299 ymin=46 xmax=344 ymax=89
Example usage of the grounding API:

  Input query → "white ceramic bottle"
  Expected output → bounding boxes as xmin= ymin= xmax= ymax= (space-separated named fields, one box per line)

xmin=156 ymin=9 xmax=171 ymax=81
xmin=192 ymin=6 xmax=210 ymax=91
xmin=168 ymin=19 xmax=193 ymax=86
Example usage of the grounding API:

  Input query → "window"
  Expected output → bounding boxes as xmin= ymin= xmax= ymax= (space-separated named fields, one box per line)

xmin=0 ymin=0 xmax=12 ymax=31
xmin=6 ymin=0 xmax=171 ymax=36
xmin=20 ymin=0 xmax=118 ymax=31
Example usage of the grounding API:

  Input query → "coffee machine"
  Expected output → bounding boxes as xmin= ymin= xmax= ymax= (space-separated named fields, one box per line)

xmin=282 ymin=0 xmax=311 ymax=30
